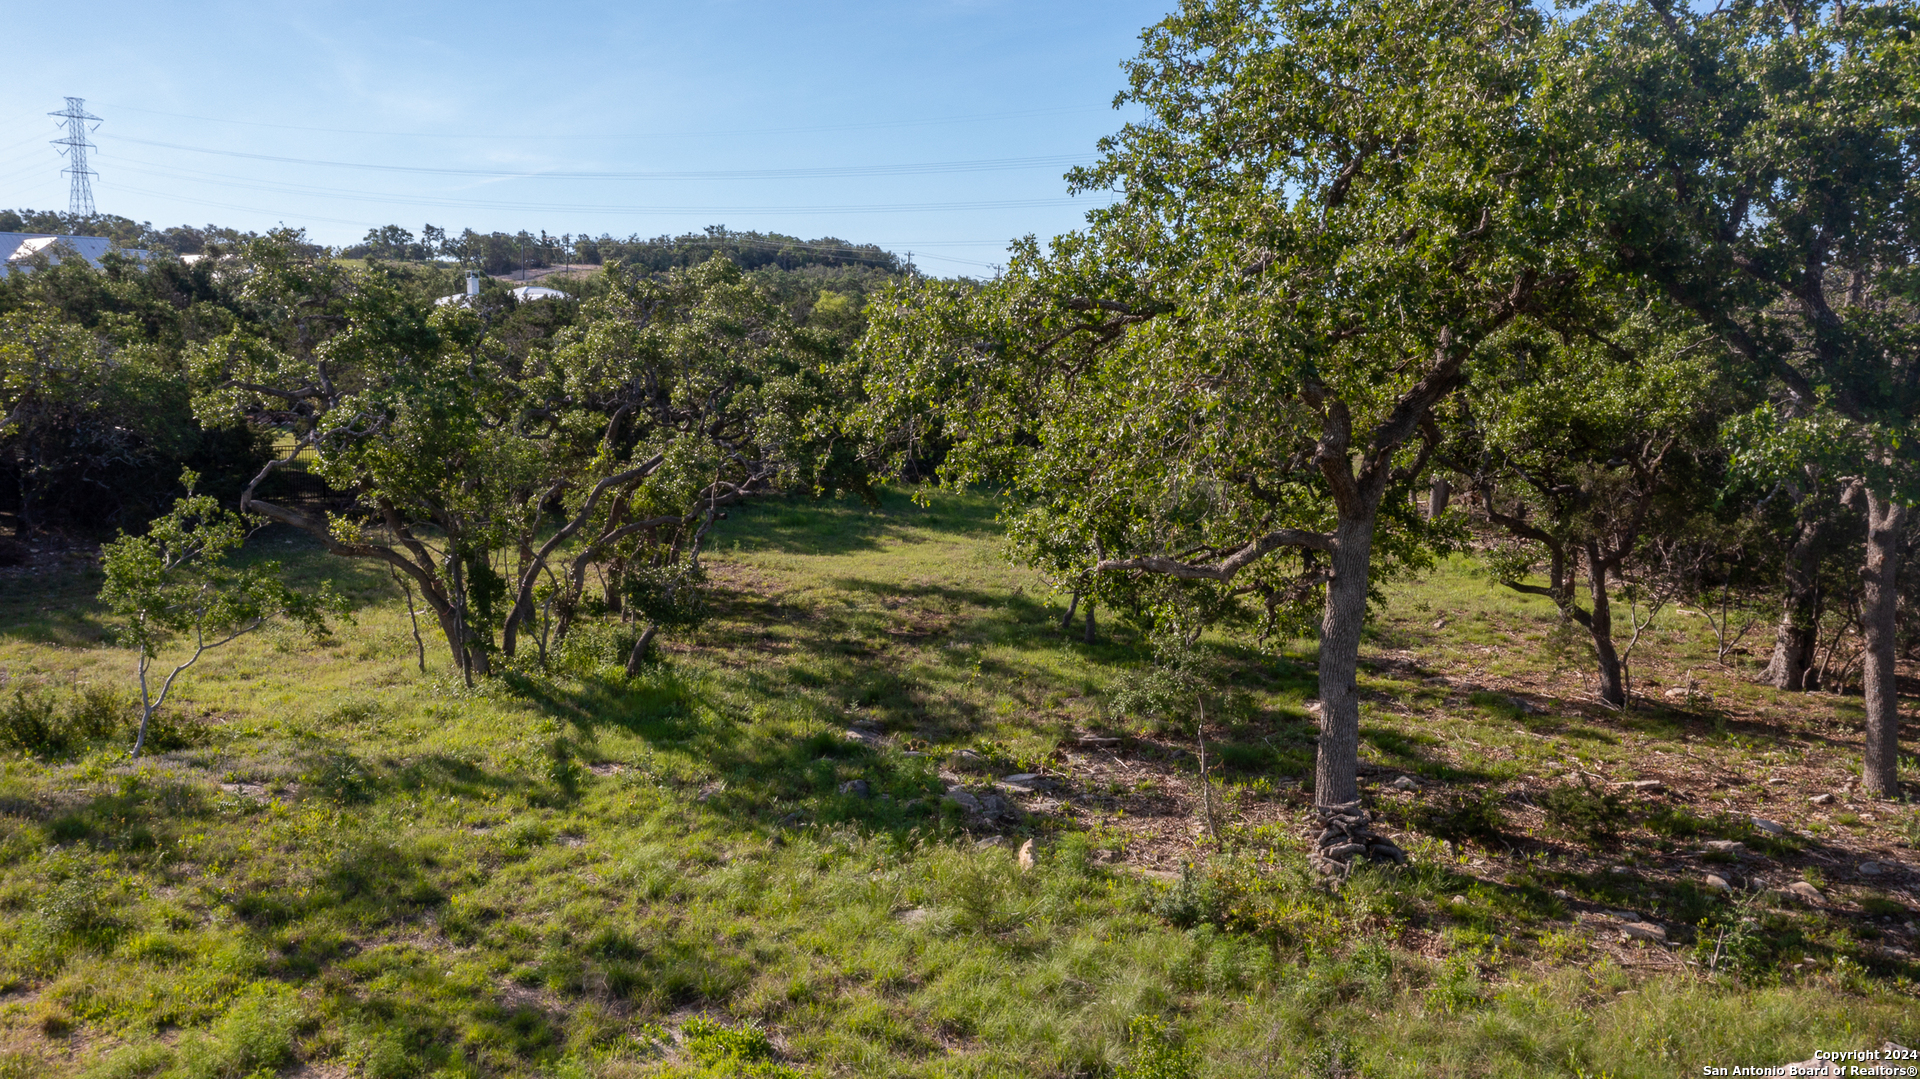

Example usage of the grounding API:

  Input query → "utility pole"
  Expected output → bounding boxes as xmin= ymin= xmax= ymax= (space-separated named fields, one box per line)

xmin=49 ymin=97 xmax=102 ymax=217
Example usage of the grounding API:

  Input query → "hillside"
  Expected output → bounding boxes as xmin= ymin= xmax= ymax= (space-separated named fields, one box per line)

xmin=0 ymin=489 xmax=1913 ymax=1078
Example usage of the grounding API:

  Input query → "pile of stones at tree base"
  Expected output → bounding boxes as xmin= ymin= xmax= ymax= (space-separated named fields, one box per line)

xmin=1313 ymin=799 xmax=1406 ymax=877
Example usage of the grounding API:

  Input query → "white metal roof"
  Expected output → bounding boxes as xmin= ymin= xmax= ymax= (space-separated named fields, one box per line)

xmin=0 ymin=232 xmax=151 ymax=276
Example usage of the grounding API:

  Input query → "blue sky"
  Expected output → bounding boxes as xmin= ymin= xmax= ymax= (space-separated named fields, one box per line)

xmin=0 ymin=1 xmax=1173 ymax=275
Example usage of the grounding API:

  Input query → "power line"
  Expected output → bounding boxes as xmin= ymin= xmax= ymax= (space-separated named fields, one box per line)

xmin=95 ymin=101 xmax=1114 ymax=142
xmin=49 ymin=97 xmax=102 ymax=216
xmin=108 ymin=136 xmax=1092 ymax=182
xmin=104 ymin=162 xmax=1111 ymax=216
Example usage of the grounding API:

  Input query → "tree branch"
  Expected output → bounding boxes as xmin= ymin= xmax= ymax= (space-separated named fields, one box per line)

xmin=1096 ymin=527 xmax=1334 ymax=581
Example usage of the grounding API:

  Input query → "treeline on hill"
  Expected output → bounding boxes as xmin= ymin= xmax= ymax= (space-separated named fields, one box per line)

xmin=0 ymin=225 xmax=899 ymax=560
xmin=337 ymin=223 xmax=905 ymax=276
xmin=3 ymin=210 xmax=903 ymax=284
xmin=0 ymin=209 xmax=271 ymax=257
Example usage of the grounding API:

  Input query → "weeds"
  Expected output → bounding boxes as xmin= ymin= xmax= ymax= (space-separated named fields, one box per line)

xmin=1426 ymin=953 xmax=1485 ymax=1014
xmin=1541 ymin=783 xmax=1628 ymax=843
xmin=1409 ymin=787 xmax=1506 ymax=842
xmin=679 ymin=1017 xmax=797 ymax=1077
xmin=1116 ymin=1015 xmax=1196 ymax=1079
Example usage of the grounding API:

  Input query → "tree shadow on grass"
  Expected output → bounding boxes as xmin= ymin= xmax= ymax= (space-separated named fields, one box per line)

xmin=712 ymin=487 xmax=1002 ymax=558
xmin=1360 ymin=726 xmax=1502 ymax=784
xmin=0 ymin=563 xmax=112 ymax=647
xmin=508 ymin=663 xmax=956 ymax=835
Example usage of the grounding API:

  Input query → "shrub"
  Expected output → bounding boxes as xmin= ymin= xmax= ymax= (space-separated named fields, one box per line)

xmin=174 ymin=983 xmax=305 ymax=1079
xmin=1151 ymin=865 xmax=1226 ymax=930
xmin=1691 ymin=912 xmax=1772 ymax=977
xmin=66 ymin=685 xmax=132 ymax=743
xmin=0 ymin=687 xmax=62 ymax=754
xmin=678 ymin=1017 xmax=798 ymax=1077
xmin=1302 ymin=1036 xmax=1361 ymax=1079
xmin=1115 ymin=1016 xmax=1195 ymax=1079
xmin=1540 ymin=783 xmax=1628 ymax=843
xmin=36 ymin=861 xmax=115 ymax=941
xmin=1426 ymin=953 xmax=1484 ymax=1013
xmin=0 ymin=684 xmax=145 ymax=757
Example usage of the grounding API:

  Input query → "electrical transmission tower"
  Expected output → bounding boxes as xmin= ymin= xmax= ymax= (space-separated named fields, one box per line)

xmin=48 ymin=97 xmax=102 ymax=217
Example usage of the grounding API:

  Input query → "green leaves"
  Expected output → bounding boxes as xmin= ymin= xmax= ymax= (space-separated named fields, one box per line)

xmin=99 ymin=472 xmax=343 ymax=662
xmin=99 ymin=470 xmax=346 ymax=754
xmin=861 ymin=0 xmax=1581 ymax=632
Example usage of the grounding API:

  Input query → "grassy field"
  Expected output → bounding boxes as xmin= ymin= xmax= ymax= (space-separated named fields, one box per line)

xmin=0 ymin=488 xmax=1914 ymax=1078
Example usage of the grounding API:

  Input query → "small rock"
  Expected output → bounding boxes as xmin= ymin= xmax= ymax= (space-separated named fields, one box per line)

xmin=1507 ymin=696 xmax=1542 ymax=715
xmin=1390 ymin=775 xmax=1421 ymax=792
xmin=838 ymin=779 xmax=871 ymax=797
xmin=1607 ymin=910 xmax=1641 ymax=921
xmin=975 ymin=836 xmax=1005 ymax=849
xmin=1366 ymin=839 xmax=1407 ymax=864
xmin=1551 ymin=889 xmax=1571 ymax=900
xmin=1859 ymin=861 xmax=1886 ymax=876
xmin=1432 ymin=618 xmax=1448 ymax=629
xmin=1621 ymin=779 xmax=1664 ymax=793
xmin=896 ymin=907 xmax=932 ymax=925
xmin=1608 ymin=865 xmax=1634 ymax=875
xmin=1018 ymin=839 xmax=1036 ymax=871
xmin=999 ymin=773 xmax=1046 ymax=790
xmin=947 ymin=748 xmax=990 ymax=772
xmin=1704 ymin=874 xmax=1732 ymax=892
xmin=1662 ymin=686 xmax=1689 ymax=700
xmin=1750 ymin=817 xmax=1786 ymax=835
xmin=1449 ymin=895 xmax=1468 ymax=906
xmin=1421 ymin=675 xmax=1448 ymax=685
xmin=1703 ymin=840 xmax=1746 ymax=855
xmin=944 ymin=788 xmax=982 ymax=813
xmin=844 ymin=728 xmax=883 ymax=748
xmin=1787 ymin=881 xmax=1824 ymax=903
xmin=1619 ymin=921 xmax=1667 ymax=943
xmin=1810 ymin=792 xmax=1835 ymax=805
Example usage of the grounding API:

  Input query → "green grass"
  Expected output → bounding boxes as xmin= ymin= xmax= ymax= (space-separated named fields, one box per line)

xmin=0 ymin=489 xmax=1913 ymax=1076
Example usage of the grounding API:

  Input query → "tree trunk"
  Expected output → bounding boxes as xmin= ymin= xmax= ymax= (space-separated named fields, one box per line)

xmin=1427 ymin=476 xmax=1451 ymax=521
xmin=1060 ymin=592 xmax=1080 ymax=632
xmin=1584 ymin=540 xmax=1627 ymax=707
xmin=432 ymin=600 xmax=491 ymax=679
xmin=1764 ymin=508 xmax=1823 ymax=690
xmin=1083 ymin=598 xmax=1096 ymax=644
xmin=1861 ymin=490 xmax=1906 ymax=798
xmin=1314 ymin=512 xmax=1377 ymax=808
xmin=501 ymin=537 xmax=536 ymax=658
xmin=603 ymin=555 xmax=626 ymax=614
xmin=624 ymin=623 xmax=658 ymax=676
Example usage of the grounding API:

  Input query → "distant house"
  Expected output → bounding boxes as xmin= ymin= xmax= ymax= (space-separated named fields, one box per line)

xmin=435 ymin=271 xmax=570 ymax=307
xmin=0 ymin=232 xmax=153 ymax=277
